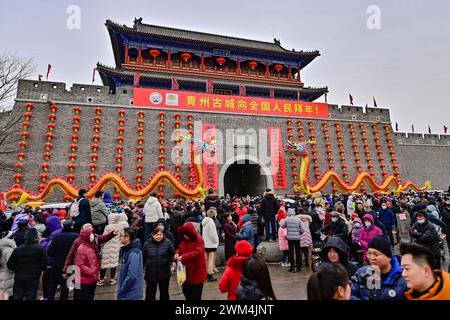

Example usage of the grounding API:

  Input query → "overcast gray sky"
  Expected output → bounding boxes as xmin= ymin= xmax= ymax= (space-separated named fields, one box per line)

xmin=1 ymin=0 xmax=449 ymax=134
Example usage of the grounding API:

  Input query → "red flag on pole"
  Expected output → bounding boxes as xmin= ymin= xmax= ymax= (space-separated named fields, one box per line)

xmin=206 ymin=80 xmax=214 ymax=93
xmin=92 ymin=68 xmax=96 ymax=84
xmin=412 ymin=124 xmax=415 ymax=133
xmin=239 ymin=83 xmax=246 ymax=96
xmin=373 ymin=97 xmax=378 ymax=107
xmin=38 ymin=74 xmax=43 ymax=81
xmin=46 ymin=64 xmax=52 ymax=80
xmin=269 ymin=88 xmax=275 ymax=99
xmin=171 ymin=76 xmax=179 ymax=91
xmin=444 ymin=125 xmax=448 ymax=134
xmin=428 ymin=125 xmax=431 ymax=134
xmin=395 ymin=122 xmax=399 ymax=131
xmin=349 ymin=93 xmax=354 ymax=105
xmin=134 ymin=72 xmax=141 ymax=87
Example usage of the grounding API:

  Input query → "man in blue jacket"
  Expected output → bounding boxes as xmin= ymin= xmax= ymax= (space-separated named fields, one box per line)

xmin=351 ymin=236 xmax=407 ymax=300
xmin=73 ymin=189 xmax=92 ymax=233
xmin=118 ymin=227 xmax=144 ymax=300
xmin=378 ymin=201 xmax=396 ymax=245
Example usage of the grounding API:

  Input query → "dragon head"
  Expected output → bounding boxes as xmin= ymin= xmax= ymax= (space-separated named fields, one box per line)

xmin=284 ymin=140 xmax=315 ymax=156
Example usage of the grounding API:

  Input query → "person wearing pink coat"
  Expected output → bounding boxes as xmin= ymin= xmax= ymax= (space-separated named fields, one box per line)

xmin=358 ymin=214 xmax=383 ymax=262
xmin=299 ymin=214 xmax=312 ymax=268
xmin=278 ymin=219 xmax=289 ymax=266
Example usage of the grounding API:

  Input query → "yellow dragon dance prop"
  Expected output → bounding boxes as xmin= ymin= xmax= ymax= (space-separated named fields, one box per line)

xmin=285 ymin=140 xmax=431 ymax=194
xmin=4 ymin=145 xmax=208 ymax=203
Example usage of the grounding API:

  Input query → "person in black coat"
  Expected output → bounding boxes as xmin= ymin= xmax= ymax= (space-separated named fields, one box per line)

xmin=7 ymin=228 xmax=47 ymax=300
xmin=46 ymin=220 xmax=79 ymax=300
xmin=410 ymin=210 xmax=441 ymax=269
xmin=259 ymin=189 xmax=279 ymax=241
xmin=223 ymin=212 xmax=237 ymax=261
xmin=321 ymin=236 xmax=358 ymax=276
xmin=73 ymin=189 xmax=92 ymax=233
xmin=321 ymin=211 xmax=348 ymax=241
xmin=307 ymin=208 xmax=323 ymax=242
xmin=155 ymin=218 xmax=174 ymax=245
xmin=204 ymin=189 xmax=220 ymax=212
xmin=142 ymin=227 xmax=175 ymax=300
xmin=13 ymin=221 xmax=28 ymax=247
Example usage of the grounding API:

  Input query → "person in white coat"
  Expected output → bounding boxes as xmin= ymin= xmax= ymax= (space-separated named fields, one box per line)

xmin=98 ymin=213 xmax=129 ymax=286
xmin=0 ymin=232 xmax=16 ymax=299
xmin=143 ymin=193 xmax=164 ymax=241
xmin=202 ymin=208 xmax=219 ymax=282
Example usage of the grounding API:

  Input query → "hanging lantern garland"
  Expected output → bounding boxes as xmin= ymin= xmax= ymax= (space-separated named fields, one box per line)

xmin=384 ymin=124 xmax=401 ymax=180
xmin=359 ymin=123 xmax=374 ymax=177
xmin=186 ymin=114 xmax=197 ymax=188
xmin=116 ymin=109 xmax=126 ymax=175
xmin=286 ymin=119 xmax=299 ymax=189
xmin=88 ymin=107 xmax=102 ymax=188
xmin=322 ymin=122 xmax=334 ymax=170
xmin=157 ymin=112 xmax=166 ymax=199
xmin=14 ymin=103 xmax=34 ymax=184
xmin=348 ymin=122 xmax=363 ymax=174
xmin=38 ymin=103 xmax=59 ymax=191
xmin=135 ymin=110 xmax=146 ymax=188
xmin=334 ymin=122 xmax=349 ymax=183
xmin=173 ymin=113 xmax=183 ymax=198
xmin=307 ymin=120 xmax=320 ymax=180
xmin=372 ymin=123 xmax=387 ymax=178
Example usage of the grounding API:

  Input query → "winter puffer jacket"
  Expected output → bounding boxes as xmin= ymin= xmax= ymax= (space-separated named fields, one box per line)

xmin=358 ymin=214 xmax=383 ymax=261
xmin=280 ymin=209 xmax=303 ymax=241
xmin=7 ymin=239 xmax=47 ymax=281
xmin=237 ymin=222 xmax=254 ymax=247
xmin=410 ymin=219 xmax=441 ymax=258
xmin=144 ymin=196 xmax=163 ymax=223
xmin=322 ymin=236 xmax=358 ymax=277
xmin=219 ymin=255 xmax=249 ymax=300
xmin=259 ymin=191 xmax=279 ymax=219
xmin=299 ymin=214 xmax=312 ymax=248
xmin=378 ymin=207 xmax=396 ymax=230
xmin=41 ymin=215 xmax=62 ymax=254
xmin=0 ymin=237 xmax=16 ymax=296
xmin=75 ymin=228 xmax=100 ymax=285
xmin=176 ymin=223 xmax=207 ymax=285
xmin=143 ymin=237 xmax=175 ymax=281
xmin=202 ymin=217 xmax=219 ymax=249
xmin=91 ymin=198 xmax=109 ymax=226
xmin=101 ymin=213 xmax=129 ymax=269
xmin=351 ymin=256 xmax=407 ymax=300
xmin=278 ymin=219 xmax=288 ymax=251
xmin=236 ymin=276 xmax=265 ymax=300
xmin=117 ymin=238 xmax=144 ymax=300
xmin=47 ymin=229 xmax=79 ymax=271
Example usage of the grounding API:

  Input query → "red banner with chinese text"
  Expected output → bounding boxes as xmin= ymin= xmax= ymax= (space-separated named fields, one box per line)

xmin=202 ymin=124 xmax=218 ymax=191
xmin=133 ymin=88 xmax=329 ymax=118
xmin=268 ymin=127 xmax=287 ymax=189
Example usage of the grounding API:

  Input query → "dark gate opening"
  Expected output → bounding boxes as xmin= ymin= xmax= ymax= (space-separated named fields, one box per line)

xmin=224 ymin=160 xmax=266 ymax=197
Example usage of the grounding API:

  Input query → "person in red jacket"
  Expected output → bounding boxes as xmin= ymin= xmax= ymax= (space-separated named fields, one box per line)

xmin=175 ymin=222 xmax=207 ymax=300
xmin=218 ymin=240 xmax=253 ymax=300
xmin=74 ymin=227 xmax=100 ymax=300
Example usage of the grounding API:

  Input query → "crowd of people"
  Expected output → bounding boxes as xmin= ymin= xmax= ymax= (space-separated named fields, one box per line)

xmin=0 ymin=186 xmax=450 ymax=300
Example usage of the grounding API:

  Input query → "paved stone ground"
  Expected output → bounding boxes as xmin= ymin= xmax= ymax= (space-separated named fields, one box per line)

xmin=91 ymin=264 xmax=311 ymax=300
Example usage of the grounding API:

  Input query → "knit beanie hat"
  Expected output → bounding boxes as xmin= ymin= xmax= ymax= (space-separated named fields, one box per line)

xmin=368 ymin=236 xmax=392 ymax=258
xmin=235 ymin=240 xmax=253 ymax=257
xmin=242 ymin=214 xmax=251 ymax=224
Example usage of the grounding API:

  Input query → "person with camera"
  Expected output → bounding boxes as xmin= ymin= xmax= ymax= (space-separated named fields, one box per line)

xmin=351 ymin=236 xmax=407 ymax=300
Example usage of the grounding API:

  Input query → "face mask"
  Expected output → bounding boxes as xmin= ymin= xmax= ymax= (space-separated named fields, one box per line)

xmin=354 ymin=223 xmax=361 ymax=228
xmin=159 ymin=226 xmax=165 ymax=232
xmin=89 ymin=233 xmax=95 ymax=242
xmin=364 ymin=221 xmax=372 ymax=228
xmin=381 ymin=205 xmax=387 ymax=210
xmin=417 ymin=219 xmax=425 ymax=224
xmin=331 ymin=217 xmax=338 ymax=223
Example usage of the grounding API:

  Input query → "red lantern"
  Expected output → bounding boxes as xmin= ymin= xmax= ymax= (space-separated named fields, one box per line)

xmin=175 ymin=120 xmax=181 ymax=128
xmin=92 ymin=134 xmax=100 ymax=142
xmin=73 ymin=106 xmax=81 ymax=114
xmin=71 ymin=134 xmax=78 ymax=142
xmin=68 ymin=153 xmax=77 ymax=161
xmin=90 ymin=163 xmax=97 ymax=171
xmin=13 ymin=174 xmax=22 ymax=182
xmin=114 ymin=155 xmax=123 ymax=163
xmin=181 ymin=53 xmax=191 ymax=62
xmin=118 ymin=109 xmax=126 ymax=117
xmin=66 ymin=174 xmax=75 ymax=181
xmin=117 ymin=136 xmax=124 ymax=144
xmin=91 ymin=153 xmax=98 ymax=162
xmin=48 ymin=114 xmax=56 ymax=121
xmin=22 ymin=122 xmax=30 ymax=128
xmin=43 ymin=152 xmax=51 ymax=160
xmin=91 ymin=144 xmax=99 ymax=151
xmin=115 ymin=164 xmax=123 ymax=172
xmin=150 ymin=49 xmax=160 ymax=57
xmin=187 ymin=114 xmax=193 ymax=120
xmin=137 ymin=146 xmax=144 ymax=153
xmin=19 ymin=141 xmax=28 ymax=149
xmin=216 ymin=57 xmax=226 ymax=66
xmin=159 ymin=146 xmax=166 ymax=154
xmin=136 ymin=164 xmax=143 ymax=172
xmin=94 ymin=116 xmax=101 ymax=124
xmin=136 ymin=173 xmax=143 ymax=181
xmin=25 ymin=103 xmax=33 ymax=111
xmin=159 ymin=164 xmax=165 ymax=170
xmin=72 ymin=124 xmax=80 ymax=132
xmin=15 ymin=163 xmax=24 ymax=170
xmin=46 ymin=132 xmax=54 ymax=141
xmin=273 ymin=64 xmax=283 ymax=72
xmin=68 ymin=163 xmax=76 ymax=172
xmin=21 ymin=131 xmax=30 ymax=139
xmin=137 ymin=137 xmax=144 ymax=144
xmin=113 ymin=194 xmax=121 ymax=201
xmin=160 ymin=137 xmax=165 ymax=144
xmin=40 ymin=163 xmax=49 ymax=171
xmin=159 ymin=155 xmax=165 ymax=162
xmin=159 ymin=119 xmax=165 ymax=127
xmin=95 ymin=107 xmax=102 ymax=115
xmin=89 ymin=173 xmax=97 ymax=181
xmin=248 ymin=61 xmax=258 ymax=69
xmin=138 ymin=110 xmax=145 ymax=118
xmin=116 ymin=145 xmax=123 ymax=153
xmin=69 ymin=144 xmax=77 ymax=152
xmin=50 ymin=104 xmax=58 ymax=112
xmin=18 ymin=152 xmax=26 ymax=161
xmin=44 ymin=142 xmax=52 ymax=151
xmin=47 ymin=123 xmax=55 ymax=131
xmin=138 ymin=127 xmax=144 ymax=135
xmin=136 ymin=155 xmax=143 ymax=162
xmin=92 ymin=125 xmax=101 ymax=133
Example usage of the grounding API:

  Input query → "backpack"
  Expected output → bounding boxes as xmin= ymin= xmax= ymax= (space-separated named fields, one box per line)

xmin=70 ymin=198 xmax=82 ymax=218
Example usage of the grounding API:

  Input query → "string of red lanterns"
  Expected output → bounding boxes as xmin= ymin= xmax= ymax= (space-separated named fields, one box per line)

xmin=157 ymin=111 xmax=166 ymax=199
xmin=383 ymin=124 xmax=401 ymax=180
xmin=88 ymin=107 xmax=102 ymax=188
xmin=372 ymin=123 xmax=388 ymax=178
xmin=38 ymin=103 xmax=58 ymax=191
xmin=286 ymin=119 xmax=298 ymax=190
xmin=116 ymin=109 xmax=126 ymax=174
xmin=173 ymin=113 xmax=183 ymax=199
xmin=334 ymin=122 xmax=349 ymax=184
xmin=136 ymin=110 xmax=146 ymax=188
xmin=359 ymin=123 xmax=374 ymax=178
xmin=14 ymin=103 xmax=34 ymax=185
xmin=307 ymin=120 xmax=320 ymax=180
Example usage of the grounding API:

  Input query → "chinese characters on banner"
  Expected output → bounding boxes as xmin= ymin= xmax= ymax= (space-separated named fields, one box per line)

xmin=202 ymin=124 xmax=218 ymax=191
xmin=133 ymin=88 xmax=329 ymax=118
xmin=268 ymin=127 xmax=287 ymax=189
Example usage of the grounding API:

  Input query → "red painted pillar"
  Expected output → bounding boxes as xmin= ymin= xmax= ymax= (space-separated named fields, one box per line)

xmin=124 ymin=44 xmax=129 ymax=64
xmin=201 ymin=54 xmax=205 ymax=72
xmin=167 ymin=49 xmax=172 ymax=68
xmin=288 ymin=66 xmax=292 ymax=80
xmin=237 ymin=59 xmax=241 ymax=75
xmin=265 ymin=63 xmax=269 ymax=78
xmin=138 ymin=47 xmax=143 ymax=65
